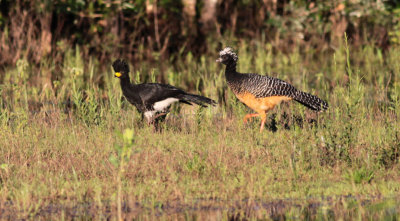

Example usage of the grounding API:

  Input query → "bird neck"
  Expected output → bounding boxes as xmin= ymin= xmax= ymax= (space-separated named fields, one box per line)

xmin=119 ymin=75 xmax=134 ymax=90
xmin=225 ymin=61 xmax=238 ymax=77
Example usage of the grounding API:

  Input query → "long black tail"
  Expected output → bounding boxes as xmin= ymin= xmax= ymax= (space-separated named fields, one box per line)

xmin=293 ymin=90 xmax=328 ymax=111
xmin=180 ymin=93 xmax=217 ymax=107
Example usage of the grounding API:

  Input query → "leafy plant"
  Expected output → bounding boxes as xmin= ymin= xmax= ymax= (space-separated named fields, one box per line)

xmin=345 ymin=167 xmax=374 ymax=184
xmin=109 ymin=128 xmax=137 ymax=220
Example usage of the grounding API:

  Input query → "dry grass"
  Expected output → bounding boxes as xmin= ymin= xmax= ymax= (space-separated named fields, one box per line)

xmin=0 ymin=41 xmax=399 ymax=219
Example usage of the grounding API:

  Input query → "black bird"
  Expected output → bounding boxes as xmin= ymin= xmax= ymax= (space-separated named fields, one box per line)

xmin=112 ymin=59 xmax=216 ymax=125
xmin=216 ymin=47 xmax=328 ymax=131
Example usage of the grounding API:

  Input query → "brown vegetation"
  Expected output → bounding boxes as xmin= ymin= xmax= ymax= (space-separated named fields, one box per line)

xmin=0 ymin=0 xmax=398 ymax=69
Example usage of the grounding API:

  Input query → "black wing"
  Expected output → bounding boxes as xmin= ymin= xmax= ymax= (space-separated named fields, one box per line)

xmin=135 ymin=83 xmax=188 ymax=109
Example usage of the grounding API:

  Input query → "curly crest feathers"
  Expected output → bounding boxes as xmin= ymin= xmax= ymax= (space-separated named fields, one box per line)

xmin=112 ymin=59 xmax=130 ymax=73
xmin=219 ymin=47 xmax=238 ymax=62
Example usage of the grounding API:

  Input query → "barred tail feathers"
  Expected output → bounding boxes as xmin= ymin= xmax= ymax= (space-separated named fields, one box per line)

xmin=293 ymin=90 xmax=328 ymax=111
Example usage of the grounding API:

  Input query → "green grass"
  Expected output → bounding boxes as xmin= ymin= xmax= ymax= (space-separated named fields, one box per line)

xmin=0 ymin=40 xmax=399 ymax=219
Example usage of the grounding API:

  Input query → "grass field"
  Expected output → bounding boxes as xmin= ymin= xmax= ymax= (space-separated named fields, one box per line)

xmin=1 ymin=40 xmax=400 ymax=219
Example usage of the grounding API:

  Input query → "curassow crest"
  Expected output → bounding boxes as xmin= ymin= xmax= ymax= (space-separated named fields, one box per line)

xmin=217 ymin=47 xmax=328 ymax=132
xmin=112 ymin=59 xmax=129 ymax=78
xmin=216 ymin=47 xmax=238 ymax=64
xmin=112 ymin=59 xmax=216 ymax=127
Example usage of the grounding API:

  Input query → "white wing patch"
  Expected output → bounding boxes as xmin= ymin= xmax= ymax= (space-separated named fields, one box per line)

xmin=153 ymin=98 xmax=179 ymax=111
xmin=144 ymin=98 xmax=179 ymax=122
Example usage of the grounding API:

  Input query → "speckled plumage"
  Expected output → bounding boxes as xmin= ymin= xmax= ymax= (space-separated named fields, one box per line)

xmin=217 ymin=47 xmax=328 ymax=131
xmin=236 ymin=73 xmax=328 ymax=111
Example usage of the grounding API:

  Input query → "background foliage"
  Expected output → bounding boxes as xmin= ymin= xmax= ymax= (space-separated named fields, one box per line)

xmin=1 ymin=0 xmax=400 ymax=68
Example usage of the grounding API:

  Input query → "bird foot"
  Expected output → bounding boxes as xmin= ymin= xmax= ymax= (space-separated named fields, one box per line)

xmin=243 ymin=113 xmax=259 ymax=124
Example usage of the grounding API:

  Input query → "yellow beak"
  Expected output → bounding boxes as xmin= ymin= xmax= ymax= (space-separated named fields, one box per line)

xmin=114 ymin=72 xmax=122 ymax=78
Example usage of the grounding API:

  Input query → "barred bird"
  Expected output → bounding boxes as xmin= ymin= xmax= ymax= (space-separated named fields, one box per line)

xmin=112 ymin=59 xmax=216 ymax=125
xmin=216 ymin=47 xmax=328 ymax=131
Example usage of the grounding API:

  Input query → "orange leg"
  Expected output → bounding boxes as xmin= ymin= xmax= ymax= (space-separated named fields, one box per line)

xmin=148 ymin=112 xmax=167 ymax=132
xmin=146 ymin=112 xmax=167 ymax=124
xmin=243 ymin=113 xmax=259 ymax=124
xmin=153 ymin=112 xmax=167 ymax=120
xmin=259 ymin=112 xmax=268 ymax=132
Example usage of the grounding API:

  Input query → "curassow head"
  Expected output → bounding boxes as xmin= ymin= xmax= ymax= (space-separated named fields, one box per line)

xmin=216 ymin=47 xmax=238 ymax=65
xmin=112 ymin=59 xmax=130 ymax=78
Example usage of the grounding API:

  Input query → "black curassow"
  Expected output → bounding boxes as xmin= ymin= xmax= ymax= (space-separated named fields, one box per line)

xmin=112 ymin=59 xmax=216 ymax=125
xmin=216 ymin=47 xmax=328 ymax=132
